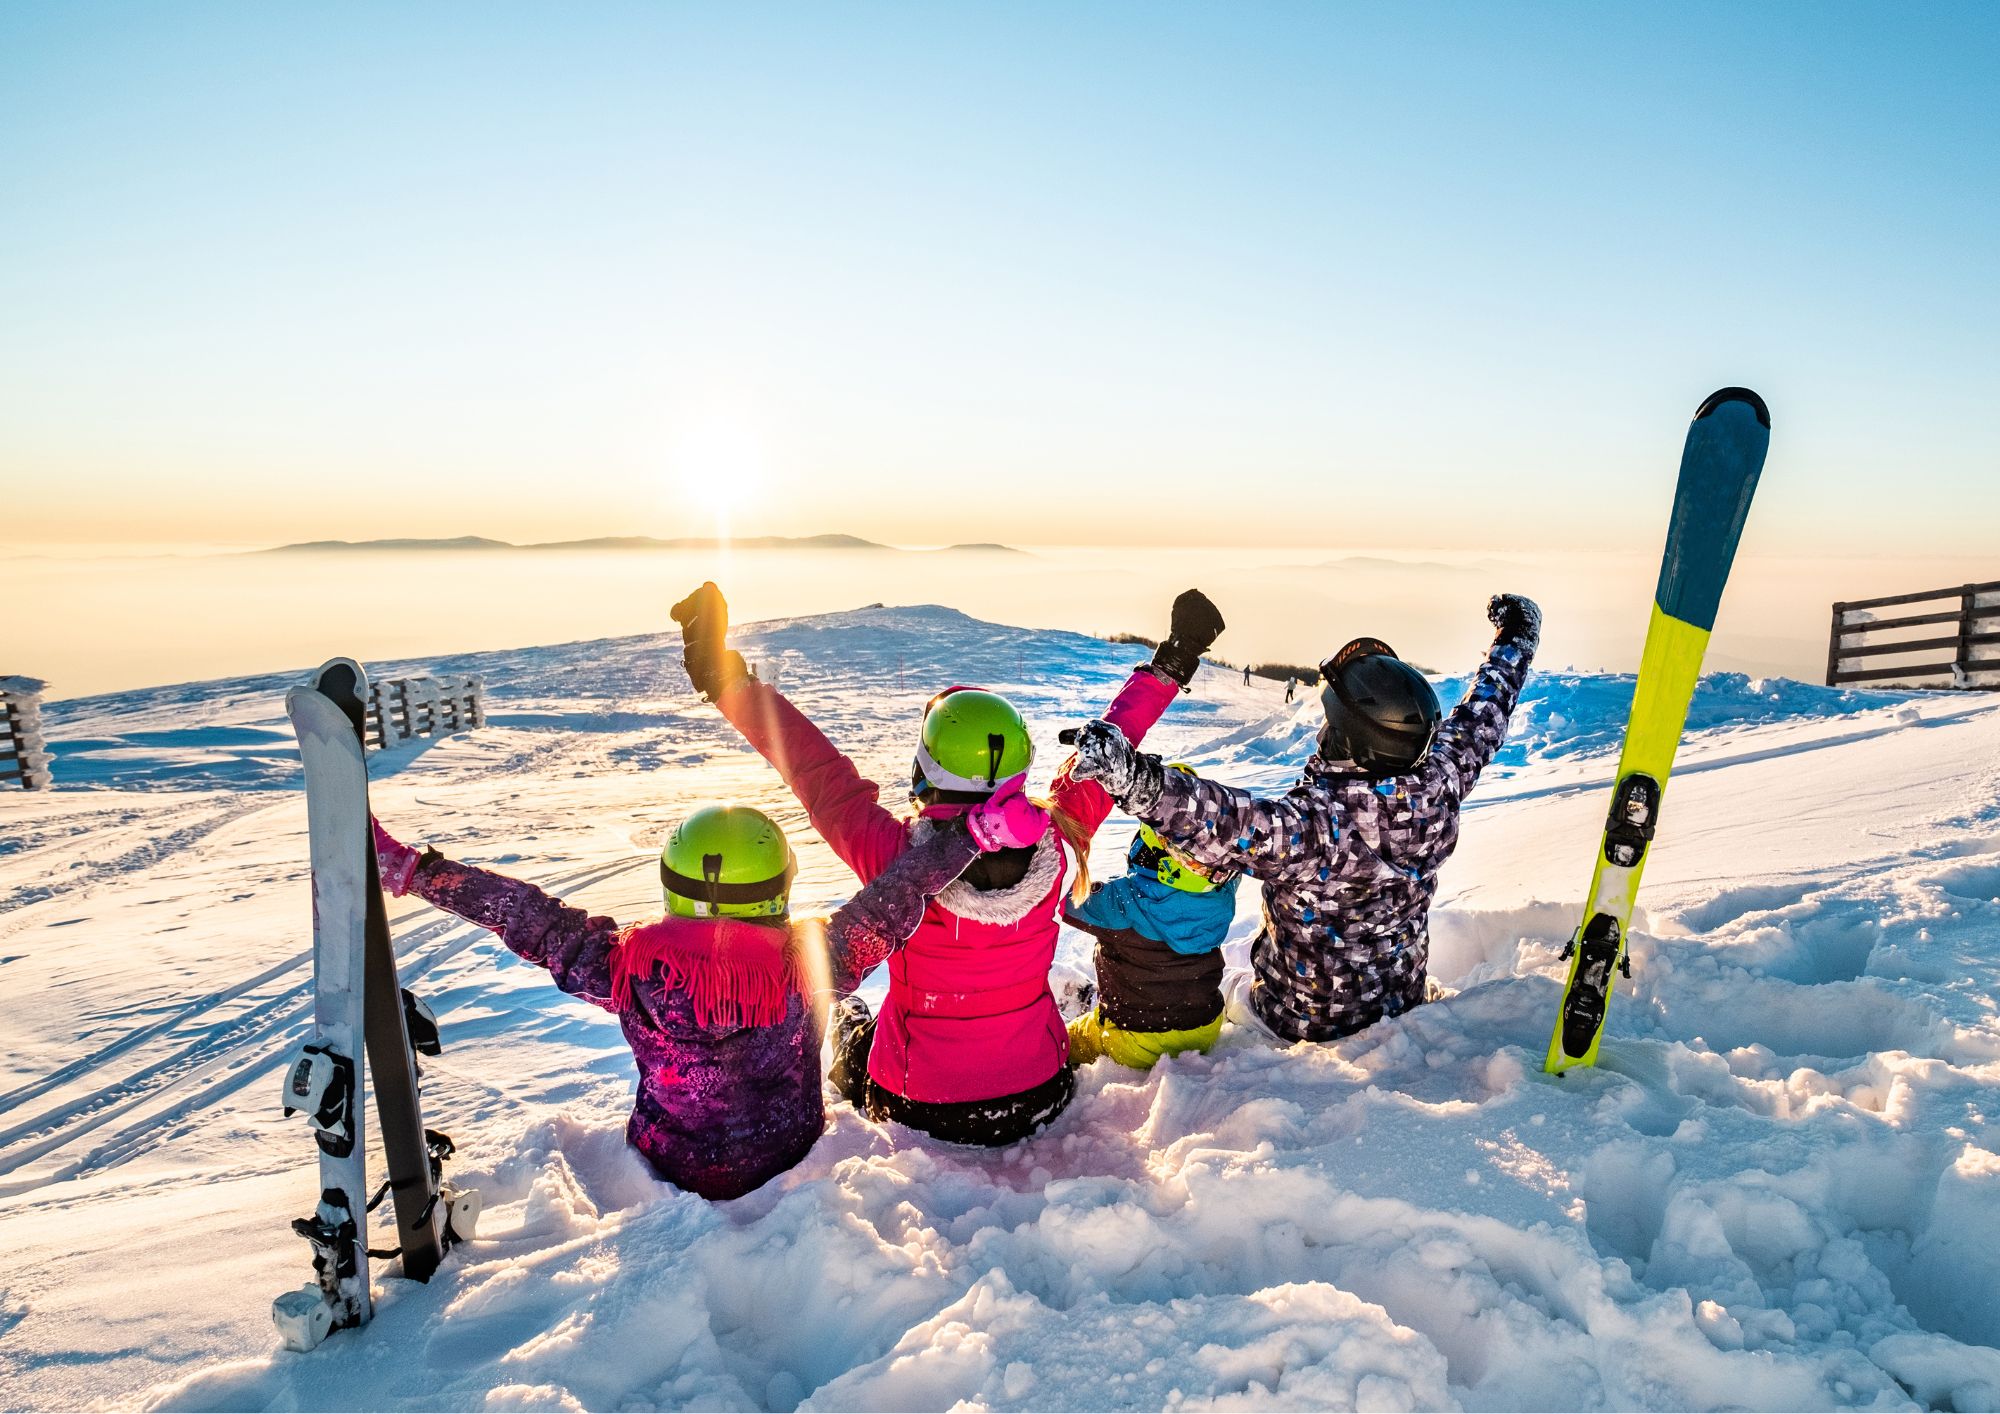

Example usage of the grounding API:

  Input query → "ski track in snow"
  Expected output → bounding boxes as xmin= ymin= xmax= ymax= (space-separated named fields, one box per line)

xmin=2 ymin=606 xmax=1998 ymax=1412
xmin=0 ymin=857 xmax=651 ymax=1194
xmin=0 ymin=794 xmax=275 ymax=920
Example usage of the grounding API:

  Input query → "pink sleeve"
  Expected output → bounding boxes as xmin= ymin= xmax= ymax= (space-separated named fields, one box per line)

xmin=1050 ymin=666 xmax=1179 ymax=838
xmin=712 ymin=678 xmax=907 ymax=883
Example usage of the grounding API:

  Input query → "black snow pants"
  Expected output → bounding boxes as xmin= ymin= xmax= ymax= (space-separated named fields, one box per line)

xmin=829 ymin=997 xmax=1074 ymax=1147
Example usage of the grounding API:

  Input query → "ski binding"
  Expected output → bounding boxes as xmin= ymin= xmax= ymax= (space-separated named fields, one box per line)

xmin=280 ymin=1044 xmax=356 ymax=1157
xmin=1601 ymin=772 xmax=1661 ymax=869
xmin=271 ymin=1286 xmax=335 ymax=1353
xmin=402 ymin=988 xmax=442 ymax=1057
xmin=442 ymin=1182 xmax=483 ymax=1244
xmin=425 ymin=1129 xmax=483 ymax=1246
xmin=1557 ymin=913 xmax=1624 ymax=1061
xmin=272 ymin=1189 xmax=364 ymax=1352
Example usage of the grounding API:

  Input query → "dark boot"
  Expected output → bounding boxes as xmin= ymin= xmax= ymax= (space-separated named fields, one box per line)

xmin=827 ymin=996 xmax=875 ymax=1107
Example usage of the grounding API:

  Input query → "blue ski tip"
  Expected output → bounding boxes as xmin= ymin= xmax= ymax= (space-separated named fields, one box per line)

xmin=1695 ymin=387 xmax=1769 ymax=428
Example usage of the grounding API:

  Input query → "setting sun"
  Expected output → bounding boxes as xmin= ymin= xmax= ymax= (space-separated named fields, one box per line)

xmin=669 ymin=418 xmax=768 ymax=536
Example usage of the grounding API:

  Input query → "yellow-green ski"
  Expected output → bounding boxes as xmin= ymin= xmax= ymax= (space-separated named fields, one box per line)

xmin=1545 ymin=388 xmax=1770 ymax=1074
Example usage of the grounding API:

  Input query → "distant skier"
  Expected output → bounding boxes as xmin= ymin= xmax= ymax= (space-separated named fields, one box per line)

xmin=1065 ymin=773 xmax=1241 ymax=1069
xmin=1066 ymin=594 xmax=1540 ymax=1042
xmin=369 ymin=792 xmax=1045 ymax=1198
xmin=673 ymin=581 xmax=1223 ymax=1145
xmin=1284 ymin=677 xmax=1297 ymax=705
xmin=1242 ymin=665 xmax=1252 ymax=686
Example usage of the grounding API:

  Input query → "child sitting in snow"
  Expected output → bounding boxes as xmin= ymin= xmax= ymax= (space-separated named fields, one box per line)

xmin=369 ymin=787 xmax=1046 ymax=1199
xmin=1064 ymin=775 xmax=1242 ymax=1069
xmin=1065 ymin=594 xmax=1540 ymax=1043
xmin=672 ymin=581 xmax=1225 ymax=1146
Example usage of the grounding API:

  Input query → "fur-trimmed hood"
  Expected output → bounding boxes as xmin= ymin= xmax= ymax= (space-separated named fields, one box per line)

xmin=912 ymin=817 xmax=1063 ymax=926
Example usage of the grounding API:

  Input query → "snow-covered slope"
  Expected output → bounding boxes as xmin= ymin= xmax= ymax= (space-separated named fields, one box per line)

xmin=2 ymin=606 xmax=1997 ymax=1411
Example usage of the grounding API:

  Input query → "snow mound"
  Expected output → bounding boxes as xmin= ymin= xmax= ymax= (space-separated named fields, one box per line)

xmin=42 ymin=607 xmax=1930 ymax=795
xmin=3 ymin=606 xmax=1998 ymax=1412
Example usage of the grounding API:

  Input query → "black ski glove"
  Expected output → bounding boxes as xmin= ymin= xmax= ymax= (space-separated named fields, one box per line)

xmin=1150 ymin=588 xmax=1226 ymax=688
xmin=671 ymin=581 xmax=750 ymax=701
xmin=1488 ymin=593 xmax=1542 ymax=646
xmin=1065 ymin=719 xmax=1166 ymax=811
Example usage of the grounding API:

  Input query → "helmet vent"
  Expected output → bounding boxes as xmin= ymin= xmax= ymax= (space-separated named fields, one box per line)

xmin=986 ymin=732 xmax=1005 ymax=787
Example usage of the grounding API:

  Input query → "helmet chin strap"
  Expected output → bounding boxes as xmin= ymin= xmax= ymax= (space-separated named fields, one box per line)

xmin=701 ymin=853 xmax=724 ymax=913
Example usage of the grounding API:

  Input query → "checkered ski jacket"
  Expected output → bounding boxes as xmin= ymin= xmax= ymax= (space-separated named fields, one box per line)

xmin=1125 ymin=622 xmax=1537 ymax=1041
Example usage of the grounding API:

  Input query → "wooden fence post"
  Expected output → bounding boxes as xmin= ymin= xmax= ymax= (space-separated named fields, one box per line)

xmin=1955 ymin=584 xmax=1978 ymax=689
xmin=0 ymin=677 xmax=53 ymax=789
xmin=1825 ymin=603 xmax=1846 ymax=688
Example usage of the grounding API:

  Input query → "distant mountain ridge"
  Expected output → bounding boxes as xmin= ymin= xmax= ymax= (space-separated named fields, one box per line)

xmin=257 ymin=534 xmax=1025 ymax=555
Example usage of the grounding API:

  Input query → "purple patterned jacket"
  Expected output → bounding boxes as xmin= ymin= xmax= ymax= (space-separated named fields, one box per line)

xmin=392 ymin=824 xmax=981 ymax=1198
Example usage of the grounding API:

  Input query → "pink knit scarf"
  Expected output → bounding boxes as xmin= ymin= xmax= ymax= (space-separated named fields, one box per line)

xmin=610 ymin=916 xmax=807 ymax=1029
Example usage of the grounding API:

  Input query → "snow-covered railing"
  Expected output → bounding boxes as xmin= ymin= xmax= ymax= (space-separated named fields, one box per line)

xmin=0 ymin=676 xmax=53 ymax=789
xmin=1827 ymin=582 xmax=2000 ymax=690
xmin=365 ymin=675 xmax=485 ymax=751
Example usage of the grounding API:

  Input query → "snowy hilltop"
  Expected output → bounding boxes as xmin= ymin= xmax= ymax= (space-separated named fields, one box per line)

xmin=3 ymin=605 xmax=1999 ymax=1411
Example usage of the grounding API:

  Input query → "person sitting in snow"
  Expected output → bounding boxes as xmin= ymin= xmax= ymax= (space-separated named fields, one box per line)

xmin=671 ymin=581 xmax=1224 ymax=1146
xmin=1065 ymin=776 xmax=1243 ymax=1069
xmin=369 ymin=791 xmax=1046 ymax=1199
xmin=1063 ymin=594 xmax=1540 ymax=1043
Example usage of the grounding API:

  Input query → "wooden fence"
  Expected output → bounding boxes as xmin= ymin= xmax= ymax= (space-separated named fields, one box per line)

xmin=1826 ymin=581 xmax=2000 ymax=690
xmin=365 ymin=675 xmax=485 ymax=751
xmin=1 ymin=676 xmax=53 ymax=789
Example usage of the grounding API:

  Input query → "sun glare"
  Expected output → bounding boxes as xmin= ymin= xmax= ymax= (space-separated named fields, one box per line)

xmin=671 ymin=420 xmax=767 ymax=539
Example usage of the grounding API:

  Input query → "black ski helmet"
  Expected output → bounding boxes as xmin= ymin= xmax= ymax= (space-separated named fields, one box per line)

xmin=1317 ymin=637 xmax=1441 ymax=774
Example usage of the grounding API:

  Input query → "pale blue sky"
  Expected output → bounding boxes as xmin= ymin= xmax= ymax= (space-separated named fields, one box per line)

xmin=3 ymin=2 xmax=1996 ymax=552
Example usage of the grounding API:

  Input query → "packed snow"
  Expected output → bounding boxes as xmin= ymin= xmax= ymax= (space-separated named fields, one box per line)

xmin=2 ymin=605 xmax=1998 ymax=1412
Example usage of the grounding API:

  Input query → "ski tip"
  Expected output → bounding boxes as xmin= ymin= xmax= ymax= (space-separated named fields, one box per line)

xmin=311 ymin=657 xmax=368 ymax=701
xmin=1694 ymin=386 xmax=1769 ymax=429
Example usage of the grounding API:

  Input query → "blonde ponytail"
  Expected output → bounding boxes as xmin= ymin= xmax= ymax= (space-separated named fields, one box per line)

xmin=1043 ymin=799 xmax=1093 ymax=904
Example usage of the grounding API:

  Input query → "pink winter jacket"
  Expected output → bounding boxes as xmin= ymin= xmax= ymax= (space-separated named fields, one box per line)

xmin=715 ymin=667 xmax=1179 ymax=1103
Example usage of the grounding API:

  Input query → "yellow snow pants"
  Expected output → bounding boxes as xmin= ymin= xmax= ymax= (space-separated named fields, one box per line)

xmin=1068 ymin=1008 xmax=1224 ymax=1070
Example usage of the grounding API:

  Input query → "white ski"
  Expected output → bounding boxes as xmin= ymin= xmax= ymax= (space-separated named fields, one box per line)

xmin=273 ymin=674 xmax=376 ymax=1351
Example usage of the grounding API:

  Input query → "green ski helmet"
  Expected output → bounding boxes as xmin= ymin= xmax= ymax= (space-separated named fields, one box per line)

xmin=910 ymin=686 xmax=1034 ymax=805
xmin=660 ymin=805 xmax=796 ymax=920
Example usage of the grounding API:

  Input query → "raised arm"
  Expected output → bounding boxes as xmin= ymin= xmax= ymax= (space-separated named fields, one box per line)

xmin=375 ymin=821 xmax=619 ymax=1010
xmin=1424 ymin=594 xmax=1540 ymax=803
xmin=1048 ymin=665 xmax=1179 ymax=836
xmin=1049 ymin=589 xmax=1225 ymax=837
xmin=1140 ymin=763 xmax=1355 ymax=882
xmin=713 ymin=678 xmax=907 ymax=882
xmin=1061 ymin=724 xmax=1357 ymax=882
xmin=823 ymin=819 xmax=982 ymax=993
xmin=673 ymin=582 xmax=906 ymax=882
xmin=821 ymin=782 xmax=1046 ymax=992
